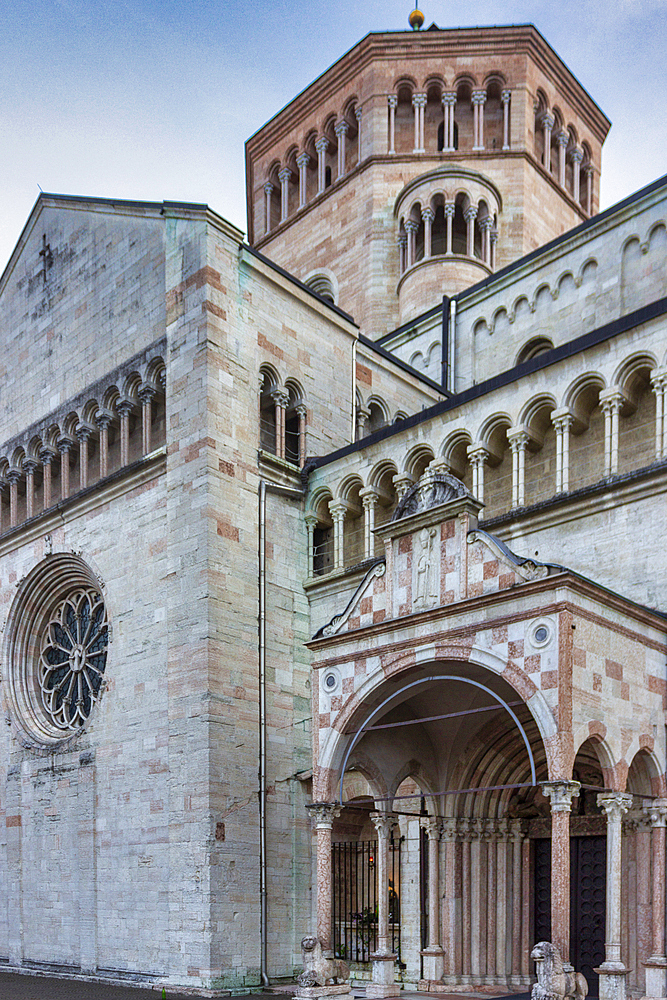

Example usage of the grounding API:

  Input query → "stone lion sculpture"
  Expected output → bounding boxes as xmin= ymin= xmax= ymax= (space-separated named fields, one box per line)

xmin=296 ymin=934 xmax=350 ymax=987
xmin=531 ymin=941 xmax=588 ymax=1000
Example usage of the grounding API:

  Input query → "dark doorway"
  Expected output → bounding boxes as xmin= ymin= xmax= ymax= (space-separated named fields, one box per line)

xmin=533 ymin=836 xmax=606 ymax=996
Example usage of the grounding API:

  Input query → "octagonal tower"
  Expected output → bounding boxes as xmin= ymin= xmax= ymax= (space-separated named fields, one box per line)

xmin=245 ymin=24 xmax=611 ymax=335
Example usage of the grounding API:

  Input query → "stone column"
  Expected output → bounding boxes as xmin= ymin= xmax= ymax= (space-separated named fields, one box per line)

xmin=316 ymin=137 xmax=329 ymax=194
xmin=0 ymin=480 xmax=5 ymax=534
xmin=271 ymin=389 xmax=288 ymax=460
xmin=412 ymin=94 xmax=427 ymax=153
xmin=40 ymin=446 xmax=56 ymax=510
xmin=541 ymin=113 xmax=555 ymax=172
xmin=444 ymin=93 xmax=456 ymax=149
xmin=643 ymin=800 xmax=667 ymax=1000
xmin=441 ymin=94 xmax=450 ymax=151
xmin=405 ymin=219 xmax=419 ymax=268
xmin=445 ymin=202 xmax=455 ymax=254
xmin=420 ymin=816 xmax=444 ymax=981
xmin=490 ymin=228 xmax=498 ymax=270
xmin=508 ymin=429 xmax=530 ymax=507
xmin=485 ymin=821 xmax=499 ymax=984
xmin=651 ymin=372 xmax=666 ymax=460
xmin=597 ymin=793 xmax=634 ymax=1000
xmin=472 ymin=91 xmax=487 ymax=149
xmin=570 ymin=147 xmax=583 ymax=202
xmin=422 ymin=207 xmax=434 ymax=259
xmin=510 ymin=820 xmax=526 ymax=987
xmin=116 ymin=399 xmax=134 ymax=468
xmin=556 ymin=131 xmax=568 ymax=187
xmin=460 ymin=818 xmax=472 ymax=983
xmin=464 ymin=206 xmax=477 ymax=257
xmin=328 ymin=500 xmax=347 ymax=570
xmin=501 ymin=90 xmax=511 ymax=149
xmin=307 ymin=803 xmax=342 ymax=953
xmin=297 ymin=153 xmax=310 ymax=209
xmin=76 ymin=423 xmax=93 ymax=490
xmin=601 ymin=389 xmax=625 ymax=477
xmin=296 ymin=403 xmax=308 ymax=467
xmin=335 ymin=121 xmax=349 ymax=179
xmin=542 ymin=781 xmax=581 ymax=964
xmin=397 ymin=235 xmax=407 ymax=275
xmin=95 ymin=410 xmax=113 ymax=479
xmin=278 ymin=166 xmax=292 ymax=222
xmin=23 ymin=460 xmax=38 ymax=520
xmin=441 ymin=818 xmax=459 ymax=980
xmin=496 ymin=819 xmax=510 ymax=982
xmin=355 ymin=106 xmax=363 ymax=162
xmin=356 ymin=404 xmax=371 ymax=440
xmin=369 ymin=811 xmax=399 ymax=997
xmin=388 ymin=96 xmax=397 ymax=154
xmin=58 ymin=435 xmax=74 ymax=500
xmin=470 ymin=819 xmax=486 ymax=979
xmin=480 ymin=217 xmax=493 ymax=266
xmin=553 ymin=410 xmax=574 ymax=493
xmin=305 ymin=514 xmax=317 ymax=578
xmin=360 ymin=487 xmax=379 ymax=561
xmin=392 ymin=473 xmax=414 ymax=500
xmin=264 ymin=182 xmax=274 ymax=235
xmin=468 ymin=445 xmax=489 ymax=504
xmin=7 ymin=468 xmax=20 ymax=527
xmin=584 ymin=164 xmax=594 ymax=215
xmin=139 ymin=383 xmax=157 ymax=456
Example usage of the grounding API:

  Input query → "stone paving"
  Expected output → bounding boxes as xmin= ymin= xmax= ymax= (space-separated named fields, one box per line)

xmin=0 ymin=970 xmax=277 ymax=1000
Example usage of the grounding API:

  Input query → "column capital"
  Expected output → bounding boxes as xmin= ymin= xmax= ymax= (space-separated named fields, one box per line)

xmin=552 ymin=407 xmax=575 ymax=431
xmin=138 ymin=382 xmax=157 ymax=405
xmin=278 ymin=166 xmax=293 ymax=184
xmin=479 ymin=216 xmax=494 ymax=232
xmin=490 ymin=228 xmax=498 ymax=245
xmin=370 ymin=811 xmax=399 ymax=839
xmin=115 ymin=397 xmax=135 ymax=417
xmin=507 ymin=427 xmax=531 ymax=451
xmin=412 ymin=92 xmax=428 ymax=107
xmin=304 ymin=513 xmax=319 ymax=529
xmin=270 ymin=388 xmax=289 ymax=409
xmin=22 ymin=458 xmax=39 ymax=475
xmin=597 ymin=792 xmax=634 ymax=821
xmin=328 ymin=499 xmax=349 ymax=520
xmin=5 ymin=467 xmax=22 ymax=484
xmin=555 ymin=130 xmax=569 ymax=147
xmin=360 ymin=486 xmax=380 ymax=508
xmin=39 ymin=445 xmax=58 ymax=465
xmin=471 ymin=89 xmax=487 ymax=105
xmin=315 ymin=136 xmax=329 ymax=154
xmin=387 ymin=94 xmax=398 ymax=109
xmin=95 ymin=408 xmax=114 ymax=430
xmin=583 ymin=162 xmax=595 ymax=176
xmin=501 ymin=89 xmax=511 ymax=104
xmin=599 ymin=387 xmax=626 ymax=413
xmin=421 ymin=206 xmax=435 ymax=223
xmin=334 ymin=120 xmax=349 ymax=137
xmin=263 ymin=181 xmax=274 ymax=195
xmin=444 ymin=201 xmax=456 ymax=218
xmin=509 ymin=818 xmax=528 ymax=842
xmin=306 ymin=802 xmax=341 ymax=829
xmin=644 ymin=798 xmax=667 ymax=828
xmin=569 ymin=146 xmax=584 ymax=164
xmin=75 ymin=422 xmax=95 ymax=443
xmin=541 ymin=780 xmax=581 ymax=813
xmin=440 ymin=817 xmax=458 ymax=842
xmin=442 ymin=92 xmax=457 ymax=106
xmin=397 ymin=233 xmax=408 ymax=248
xmin=420 ymin=815 xmax=442 ymax=840
xmin=467 ymin=443 xmax=490 ymax=465
xmin=404 ymin=218 xmax=420 ymax=234
xmin=463 ymin=205 xmax=477 ymax=222
xmin=296 ymin=152 xmax=311 ymax=168
xmin=57 ymin=435 xmax=75 ymax=455
xmin=540 ymin=112 xmax=555 ymax=131
xmin=294 ymin=402 xmax=308 ymax=418
xmin=355 ymin=106 xmax=363 ymax=122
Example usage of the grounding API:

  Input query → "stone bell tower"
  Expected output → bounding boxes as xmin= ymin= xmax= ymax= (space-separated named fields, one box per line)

xmin=245 ymin=20 xmax=610 ymax=335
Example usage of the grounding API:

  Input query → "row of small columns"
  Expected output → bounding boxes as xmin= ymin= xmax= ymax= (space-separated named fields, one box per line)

xmin=400 ymin=205 xmax=497 ymax=270
xmin=265 ymin=388 xmax=308 ymax=466
xmin=264 ymin=109 xmax=363 ymax=230
xmin=388 ymin=89 xmax=511 ymax=155
xmin=0 ymin=387 xmax=157 ymax=531
xmin=309 ymin=792 xmax=667 ymax=999
xmin=538 ymin=113 xmax=594 ymax=213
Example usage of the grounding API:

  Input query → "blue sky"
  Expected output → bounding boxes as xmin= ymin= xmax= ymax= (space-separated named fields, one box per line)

xmin=1 ymin=0 xmax=666 ymax=271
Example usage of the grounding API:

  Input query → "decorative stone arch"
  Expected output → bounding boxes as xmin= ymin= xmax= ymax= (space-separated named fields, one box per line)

xmin=626 ymin=744 xmax=667 ymax=796
xmin=562 ymin=370 xmax=606 ymax=426
xmin=477 ymin=411 xmax=512 ymax=462
xmin=367 ymin=395 xmax=390 ymax=434
xmin=403 ymin=442 xmax=434 ymax=480
xmin=389 ymin=759 xmax=438 ymax=812
xmin=571 ymin=724 xmax=619 ymax=787
xmin=515 ymin=336 xmax=555 ymax=366
xmin=518 ymin=392 xmax=557 ymax=447
xmin=442 ymin=427 xmax=472 ymax=478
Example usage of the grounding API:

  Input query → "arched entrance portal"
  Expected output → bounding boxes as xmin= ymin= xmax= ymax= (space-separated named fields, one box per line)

xmin=325 ymin=663 xmax=549 ymax=991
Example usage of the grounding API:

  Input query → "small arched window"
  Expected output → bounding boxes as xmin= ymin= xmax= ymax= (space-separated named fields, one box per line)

xmin=516 ymin=337 xmax=554 ymax=365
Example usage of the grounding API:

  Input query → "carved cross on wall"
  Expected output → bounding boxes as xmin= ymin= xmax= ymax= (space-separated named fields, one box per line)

xmin=39 ymin=233 xmax=53 ymax=283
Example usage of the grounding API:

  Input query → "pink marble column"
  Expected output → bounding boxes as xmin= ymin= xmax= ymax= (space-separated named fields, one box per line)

xmin=369 ymin=811 xmax=399 ymax=997
xmin=461 ymin=818 xmax=472 ymax=983
xmin=441 ymin=818 xmax=459 ymax=980
xmin=23 ymin=460 xmax=38 ymax=520
xmin=510 ymin=821 xmax=524 ymax=985
xmin=643 ymin=800 xmax=667 ymax=1000
xmin=7 ymin=469 xmax=21 ymax=527
xmin=116 ymin=399 xmax=134 ymax=468
xmin=420 ymin=816 xmax=444 ymax=981
xmin=95 ymin=410 xmax=113 ymax=479
xmin=40 ymin=447 xmax=56 ymax=510
xmin=76 ymin=424 xmax=93 ymax=491
xmin=296 ymin=404 xmax=308 ymax=468
xmin=597 ymin=793 xmax=633 ymax=1000
xmin=542 ymin=781 xmax=581 ymax=965
xmin=486 ymin=821 xmax=498 ymax=984
xmin=308 ymin=802 xmax=341 ymax=952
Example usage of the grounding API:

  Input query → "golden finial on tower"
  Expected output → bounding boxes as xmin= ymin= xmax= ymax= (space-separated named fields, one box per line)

xmin=408 ymin=3 xmax=425 ymax=30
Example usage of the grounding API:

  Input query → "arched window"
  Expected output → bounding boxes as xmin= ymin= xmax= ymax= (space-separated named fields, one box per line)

xmin=305 ymin=272 xmax=337 ymax=305
xmin=516 ymin=337 xmax=554 ymax=365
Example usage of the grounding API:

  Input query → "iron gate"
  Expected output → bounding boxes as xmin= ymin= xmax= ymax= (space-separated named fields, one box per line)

xmin=332 ymin=838 xmax=401 ymax=964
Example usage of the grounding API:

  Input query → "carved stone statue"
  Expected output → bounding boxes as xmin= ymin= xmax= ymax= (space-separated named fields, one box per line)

xmin=415 ymin=526 xmax=438 ymax=608
xmin=530 ymin=941 xmax=588 ymax=1000
xmin=296 ymin=935 xmax=350 ymax=987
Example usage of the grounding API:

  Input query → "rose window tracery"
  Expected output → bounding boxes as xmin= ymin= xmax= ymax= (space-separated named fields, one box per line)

xmin=39 ymin=588 xmax=109 ymax=732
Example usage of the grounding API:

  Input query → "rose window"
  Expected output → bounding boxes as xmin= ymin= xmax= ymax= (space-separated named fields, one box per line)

xmin=39 ymin=588 xmax=109 ymax=732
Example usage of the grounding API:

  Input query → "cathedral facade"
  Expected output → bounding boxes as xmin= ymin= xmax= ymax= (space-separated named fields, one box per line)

xmin=0 ymin=19 xmax=665 ymax=1000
